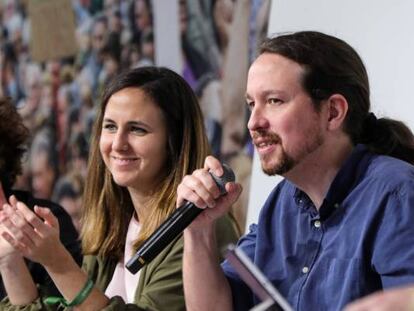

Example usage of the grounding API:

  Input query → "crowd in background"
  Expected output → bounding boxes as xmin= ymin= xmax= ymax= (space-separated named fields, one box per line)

xmin=0 ymin=0 xmax=270 ymax=232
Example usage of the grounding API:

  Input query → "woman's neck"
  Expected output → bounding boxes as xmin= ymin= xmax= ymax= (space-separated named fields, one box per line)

xmin=127 ymin=187 xmax=152 ymax=222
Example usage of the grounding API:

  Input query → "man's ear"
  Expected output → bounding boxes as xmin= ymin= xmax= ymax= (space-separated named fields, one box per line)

xmin=326 ymin=94 xmax=348 ymax=131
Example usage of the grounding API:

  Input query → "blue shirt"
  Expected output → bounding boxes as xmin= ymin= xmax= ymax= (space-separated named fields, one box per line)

xmin=222 ymin=145 xmax=414 ymax=311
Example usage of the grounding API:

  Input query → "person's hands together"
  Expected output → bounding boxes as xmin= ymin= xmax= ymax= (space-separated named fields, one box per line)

xmin=344 ymin=286 xmax=414 ymax=311
xmin=176 ymin=155 xmax=242 ymax=230
xmin=0 ymin=200 xmax=62 ymax=268
xmin=0 ymin=193 xmax=20 ymax=261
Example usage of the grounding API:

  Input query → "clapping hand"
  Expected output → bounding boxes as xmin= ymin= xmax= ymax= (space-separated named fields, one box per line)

xmin=0 ymin=189 xmax=19 ymax=261
xmin=0 ymin=198 xmax=62 ymax=268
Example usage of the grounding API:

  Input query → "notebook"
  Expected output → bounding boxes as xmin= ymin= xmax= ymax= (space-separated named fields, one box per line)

xmin=225 ymin=244 xmax=294 ymax=311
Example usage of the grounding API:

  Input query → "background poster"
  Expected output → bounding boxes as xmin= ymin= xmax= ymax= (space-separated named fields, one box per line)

xmin=28 ymin=0 xmax=78 ymax=62
xmin=0 ymin=0 xmax=271 ymax=233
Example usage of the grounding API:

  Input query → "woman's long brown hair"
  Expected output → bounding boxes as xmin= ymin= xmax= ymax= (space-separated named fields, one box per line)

xmin=81 ymin=67 xmax=210 ymax=259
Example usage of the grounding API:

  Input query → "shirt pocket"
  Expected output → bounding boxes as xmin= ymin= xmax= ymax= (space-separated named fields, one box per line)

xmin=324 ymin=257 xmax=365 ymax=305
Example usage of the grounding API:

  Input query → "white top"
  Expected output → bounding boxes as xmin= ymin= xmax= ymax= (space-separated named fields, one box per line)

xmin=105 ymin=216 xmax=141 ymax=303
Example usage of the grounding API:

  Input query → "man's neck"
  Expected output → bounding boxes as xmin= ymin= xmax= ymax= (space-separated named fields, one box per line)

xmin=285 ymin=138 xmax=354 ymax=209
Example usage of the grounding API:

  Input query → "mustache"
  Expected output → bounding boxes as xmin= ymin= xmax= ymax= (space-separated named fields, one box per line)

xmin=251 ymin=130 xmax=281 ymax=144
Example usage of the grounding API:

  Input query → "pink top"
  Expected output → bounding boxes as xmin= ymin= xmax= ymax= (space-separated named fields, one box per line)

xmin=105 ymin=216 xmax=141 ymax=302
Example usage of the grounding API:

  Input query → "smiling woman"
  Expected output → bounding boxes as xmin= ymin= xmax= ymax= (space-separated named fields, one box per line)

xmin=99 ymin=87 xmax=168 ymax=194
xmin=0 ymin=67 xmax=240 ymax=310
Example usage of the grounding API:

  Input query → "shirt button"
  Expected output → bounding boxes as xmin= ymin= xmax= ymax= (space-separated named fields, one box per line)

xmin=334 ymin=203 xmax=340 ymax=208
xmin=314 ymin=220 xmax=321 ymax=228
xmin=302 ymin=266 xmax=309 ymax=274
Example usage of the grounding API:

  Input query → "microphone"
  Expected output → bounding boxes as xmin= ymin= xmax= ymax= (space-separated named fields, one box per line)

xmin=126 ymin=164 xmax=235 ymax=274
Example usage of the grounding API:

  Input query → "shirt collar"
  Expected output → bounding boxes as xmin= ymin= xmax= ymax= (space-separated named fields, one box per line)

xmin=293 ymin=144 xmax=372 ymax=219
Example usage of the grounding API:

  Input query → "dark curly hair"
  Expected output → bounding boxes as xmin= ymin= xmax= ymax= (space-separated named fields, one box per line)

xmin=0 ymin=97 xmax=30 ymax=188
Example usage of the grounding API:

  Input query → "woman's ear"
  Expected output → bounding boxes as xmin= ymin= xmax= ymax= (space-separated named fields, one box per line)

xmin=326 ymin=94 xmax=348 ymax=131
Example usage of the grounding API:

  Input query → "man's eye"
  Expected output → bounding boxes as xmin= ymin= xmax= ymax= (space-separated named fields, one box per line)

xmin=246 ymin=101 xmax=254 ymax=110
xmin=268 ymin=98 xmax=283 ymax=105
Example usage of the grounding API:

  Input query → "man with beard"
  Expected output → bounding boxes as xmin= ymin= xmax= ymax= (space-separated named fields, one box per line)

xmin=176 ymin=31 xmax=414 ymax=311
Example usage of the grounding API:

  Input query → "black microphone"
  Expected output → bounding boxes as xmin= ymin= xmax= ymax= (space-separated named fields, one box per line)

xmin=126 ymin=164 xmax=235 ymax=274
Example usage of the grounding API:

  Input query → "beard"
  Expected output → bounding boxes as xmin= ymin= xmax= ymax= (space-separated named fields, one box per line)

xmin=262 ymin=148 xmax=295 ymax=176
xmin=253 ymin=128 xmax=324 ymax=176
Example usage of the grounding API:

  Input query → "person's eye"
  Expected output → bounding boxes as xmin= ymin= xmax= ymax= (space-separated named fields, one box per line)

xmin=131 ymin=126 xmax=147 ymax=135
xmin=246 ymin=100 xmax=254 ymax=111
xmin=102 ymin=123 xmax=117 ymax=132
xmin=268 ymin=98 xmax=283 ymax=105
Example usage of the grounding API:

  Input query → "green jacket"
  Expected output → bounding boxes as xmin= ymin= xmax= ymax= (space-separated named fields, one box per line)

xmin=0 ymin=215 xmax=239 ymax=310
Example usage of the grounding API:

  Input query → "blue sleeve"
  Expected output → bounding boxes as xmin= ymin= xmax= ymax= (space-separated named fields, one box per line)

xmin=372 ymin=181 xmax=414 ymax=287
xmin=221 ymin=223 xmax=258 ymax=311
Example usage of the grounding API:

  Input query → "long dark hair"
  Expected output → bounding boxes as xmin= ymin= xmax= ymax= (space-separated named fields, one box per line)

xmin=0 ymin=97 xmax=29 ymax=189
xmin=260 ymin=31 xmax=414 ymax=164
